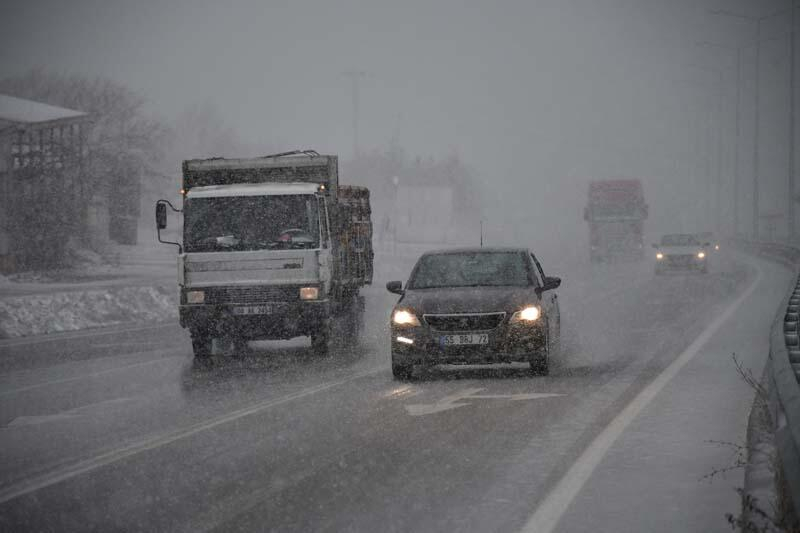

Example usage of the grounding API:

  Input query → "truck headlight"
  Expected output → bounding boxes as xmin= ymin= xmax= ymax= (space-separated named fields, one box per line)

xmin=300 ymin=287 xmax=319 ymax=300
xmin=656 ymin=252 xmax=664 ymax=260
xmin=186 ymin=290 xmax=205 ymax=304
xmin=697 ymin=251 xmax=705 ymax=259
xmin=511 ymin=306 xmax=541 ymax=323
xmin=392 ymin=309 xmax=420 ymax=326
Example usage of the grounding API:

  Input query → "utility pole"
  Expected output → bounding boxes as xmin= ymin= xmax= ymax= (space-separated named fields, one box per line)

xmin=342 ymin=70 xmax=367 ymax=158
xmin=790 ymin=1 xmax=797 ymax=241
xmin=754 ymin=20 xmax=762 ymax=240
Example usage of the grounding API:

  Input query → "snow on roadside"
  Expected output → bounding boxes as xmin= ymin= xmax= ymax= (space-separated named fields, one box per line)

xmin=0 ymin=285 xmax=177 ymax=338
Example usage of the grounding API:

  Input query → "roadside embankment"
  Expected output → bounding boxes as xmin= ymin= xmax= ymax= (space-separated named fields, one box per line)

xmin=0 ymin=284 xmax=176 ymax=339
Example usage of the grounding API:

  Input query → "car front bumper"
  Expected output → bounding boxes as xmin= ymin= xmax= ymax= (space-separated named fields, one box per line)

xmin=390 ymin=322 xmax=547 ymax=365
xmin=656 ymin=255 xmax=707 ymax=270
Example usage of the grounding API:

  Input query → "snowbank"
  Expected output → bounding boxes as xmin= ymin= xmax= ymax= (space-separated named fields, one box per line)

xmin=0 ymin=285 xmax=176 ymax=338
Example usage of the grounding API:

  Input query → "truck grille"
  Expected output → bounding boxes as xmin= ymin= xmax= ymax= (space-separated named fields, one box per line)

xmin=203 ymin=286 xmax=300 ymax=304
xmin=423 ymin=312 xmax=506 ymax=332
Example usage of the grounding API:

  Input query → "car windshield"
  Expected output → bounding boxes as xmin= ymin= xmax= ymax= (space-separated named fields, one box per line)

xmin=660 ymin=234 xmax=699 ymax=246
xmin=184 ymin=194 xmax=320 ymax=252
xmin=409 ymin=252 xmax=530 ymax=289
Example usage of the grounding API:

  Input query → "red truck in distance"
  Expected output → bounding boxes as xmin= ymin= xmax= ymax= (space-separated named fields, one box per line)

xmin=584 ymin=179 xmax=648 ymax=263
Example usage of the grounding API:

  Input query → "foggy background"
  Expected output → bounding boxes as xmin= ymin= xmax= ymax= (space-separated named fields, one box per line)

xmin=1 ymin=0 xmax=795 ymax=265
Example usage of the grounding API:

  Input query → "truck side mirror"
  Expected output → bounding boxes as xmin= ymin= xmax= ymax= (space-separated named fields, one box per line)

xmin=156 ymin=202 xmax=167 ymax=230
xmin=386 ymin=281 xmax=404 ymax=295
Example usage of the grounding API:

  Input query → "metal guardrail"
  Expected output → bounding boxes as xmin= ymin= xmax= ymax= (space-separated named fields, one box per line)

xmin=737 ymin=239 xmax=800 ymax=524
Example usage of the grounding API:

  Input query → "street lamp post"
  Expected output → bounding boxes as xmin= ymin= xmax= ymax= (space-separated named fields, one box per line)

xmin=709 ymin=6 xmax=797 ymax=240
xmin=697 ymin=41 xmax=744 ymax=236
xmin=687 ymin=64 xmax=725 ymax=234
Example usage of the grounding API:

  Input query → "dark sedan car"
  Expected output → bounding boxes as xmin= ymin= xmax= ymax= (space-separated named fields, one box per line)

xmin=386 ymin=247 xmax=561 ymax=379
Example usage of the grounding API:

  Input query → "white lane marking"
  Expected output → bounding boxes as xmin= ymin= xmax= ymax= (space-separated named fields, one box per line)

xmin=0 ymin=367 xmax=382 ymax=504
xmin=521 ymin=263 xmax=763 ymax=533
xmin=0 ymin=356 xmax=185 ymax=397
xmin=0 ymin=321 xmax=179 ymax=348
xmin=5 ymin=398 xmax=136 ymax=427
xmin=6 ymin=414 xmax=79 ymax=426
xmin=405 ymin=387 xmax=564 ymax=416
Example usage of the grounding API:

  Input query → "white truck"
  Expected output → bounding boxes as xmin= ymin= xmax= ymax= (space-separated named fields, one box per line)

xmin=155 ymin=151 xmax=373 ymax=357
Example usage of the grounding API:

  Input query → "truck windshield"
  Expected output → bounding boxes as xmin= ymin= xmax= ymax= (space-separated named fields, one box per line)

xmin=589 ymin=205 xmax=640 ymax=219
xmin=184 ymin=194 xmax=320 ymax=252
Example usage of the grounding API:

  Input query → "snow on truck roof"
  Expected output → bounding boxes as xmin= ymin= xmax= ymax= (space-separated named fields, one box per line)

xmin=184 ymin=155 xmax=334 ymax=171
xmin=186 ymin=182 xmax=320 ymax=198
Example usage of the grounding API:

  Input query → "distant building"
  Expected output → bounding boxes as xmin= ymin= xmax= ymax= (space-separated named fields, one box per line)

xmin=0 ymin=94 xmax=91 ymax=272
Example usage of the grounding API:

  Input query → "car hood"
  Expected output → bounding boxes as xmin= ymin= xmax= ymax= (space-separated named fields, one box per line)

xmin=399 ymin=286 xmax=539 ymax=315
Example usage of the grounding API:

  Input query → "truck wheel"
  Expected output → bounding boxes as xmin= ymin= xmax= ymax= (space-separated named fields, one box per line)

xmin=311 ymin=320 xmax=332 ymax=355
xmin=191 ymin=333 xmax=212 ymax=358
xmin=233 ymin=337 xmax=249 ymax=354
xmin=391 ymin=352 xmax=413 ymax=381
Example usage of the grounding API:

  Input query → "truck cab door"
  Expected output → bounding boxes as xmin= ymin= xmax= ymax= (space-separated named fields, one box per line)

xmin=317 ymin=196 xmax=333 ymax=290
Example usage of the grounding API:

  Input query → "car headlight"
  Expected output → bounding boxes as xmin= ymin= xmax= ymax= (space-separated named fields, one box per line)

xmin=510 ymin=305 xmax=541 ymax=323
xmin=714 ymin=244 xmax=720 ymax=251
xmin=300 ymin=287 xmax=319 ymax=300
xmin=392 ymin=309 xmax=420 ymax=326
xmin=656 ymin=252 xmax=664 ymax=260
xmin=186 ymin=290 xmax=205 ymax=304
xmin=697 ymin=251 xmax=705 ymax=259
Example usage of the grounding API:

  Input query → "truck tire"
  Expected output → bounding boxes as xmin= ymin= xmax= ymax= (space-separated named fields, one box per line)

xmin=311 ymin=319 xmax=332 ymax=355
xmin=191 ymin=333 xmax=212 ymax=358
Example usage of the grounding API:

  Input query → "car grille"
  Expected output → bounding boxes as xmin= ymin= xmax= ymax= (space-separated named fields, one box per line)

xmin=203 ymin=285 xmax=300 ymax=304
xmin=665 ymin=254 xmax=694 ymax=265
xmin=423 ymin=312 xmax=506 ymax=332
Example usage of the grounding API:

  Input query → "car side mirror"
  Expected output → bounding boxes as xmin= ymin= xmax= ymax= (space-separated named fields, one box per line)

xmin=156 ymin=202 xmax=167 ymax=230
xmin=386 ymin=281 xmax=404 ymax=295
xmin=542 ymin=276 xmax=561 ymax=291
xmin=652 ymin=243 xmax=659 ymax=249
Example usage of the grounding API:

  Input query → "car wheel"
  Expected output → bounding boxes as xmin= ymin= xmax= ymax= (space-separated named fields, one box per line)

xmin=391 ymin=352 xmax=413 ymax=381
xmin=530 ymin=324 xmax=550 ymax=376
xmin=191 ymin=331 xmax=212 ymax=358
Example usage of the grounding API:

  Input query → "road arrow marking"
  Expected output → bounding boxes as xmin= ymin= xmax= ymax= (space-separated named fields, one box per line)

xmin=405 ymin=387 xmax=564 ymax=416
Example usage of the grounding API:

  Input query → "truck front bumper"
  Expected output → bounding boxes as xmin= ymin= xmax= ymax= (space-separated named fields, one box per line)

xmin=180 ymin=300 xmax=330 ymax=340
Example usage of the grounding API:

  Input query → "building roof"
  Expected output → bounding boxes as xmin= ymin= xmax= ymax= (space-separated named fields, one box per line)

xmin=0 ymin=94 xmax=87 ymax=125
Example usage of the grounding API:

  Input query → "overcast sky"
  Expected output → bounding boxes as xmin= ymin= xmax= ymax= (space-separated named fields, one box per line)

xmin=1 ymin=0 xmax=793 ymax=247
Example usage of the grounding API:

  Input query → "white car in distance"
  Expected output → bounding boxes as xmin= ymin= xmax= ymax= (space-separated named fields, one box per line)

xmin=653 ymin=233 xmax=710 ymax=275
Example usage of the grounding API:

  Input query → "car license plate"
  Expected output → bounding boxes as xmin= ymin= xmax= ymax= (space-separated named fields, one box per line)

xmin=232 ymin=305 xmax=273 ymax=315
xmin=441 ymin=333 xmax=489 ymax=346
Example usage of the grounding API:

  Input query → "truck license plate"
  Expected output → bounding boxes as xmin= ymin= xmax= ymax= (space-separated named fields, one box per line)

xmin=232 ymin=305 xmax=273 ymax=315
xmin=441 ymin=333 xmax=489 ymax=346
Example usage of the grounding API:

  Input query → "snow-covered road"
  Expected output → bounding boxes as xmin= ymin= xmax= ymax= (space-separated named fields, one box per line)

xmin=0 ymin=250 xmax=788 ymax=532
